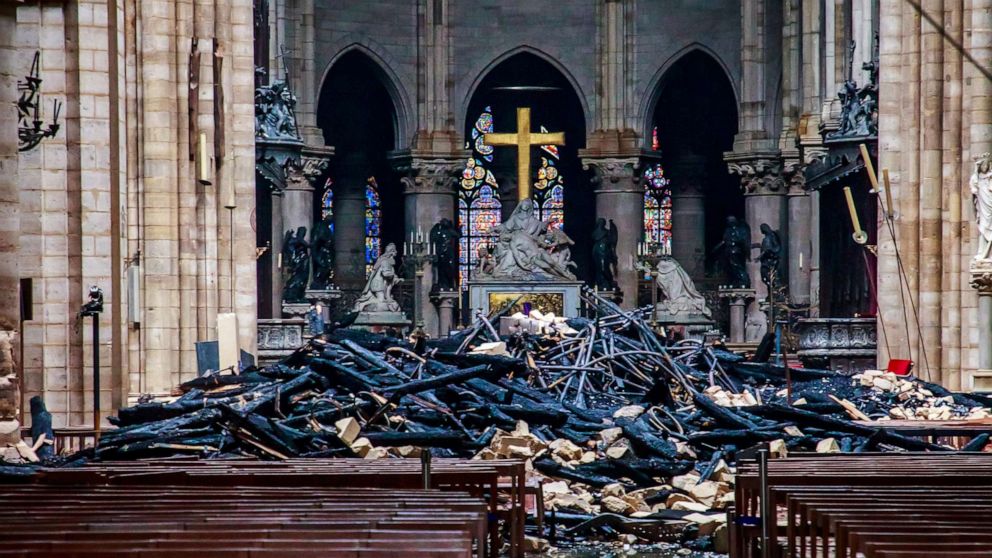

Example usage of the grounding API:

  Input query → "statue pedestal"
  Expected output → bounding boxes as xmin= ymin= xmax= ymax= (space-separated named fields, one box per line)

xmin=466 ymin=280 xmax=584 ymax=318
xmin=431 ymin=289 xmax=460 ymax=337
xmin=353 ymin=311 xmax=411 ymax=334
xmin=305 ymin=288 xmax=343 ymax=322
xmin=718 ymin=287 xmax=755 ymax=344
xmin=281 ymin=302 xmax=310 ymax=319
xmin=653 ymin=311 xmax=716 ymax=342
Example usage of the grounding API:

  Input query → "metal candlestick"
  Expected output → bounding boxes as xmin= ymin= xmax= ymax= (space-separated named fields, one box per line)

xmin=404 ymin=229 xmax=437 ymax=332
xmin=635 ymin=241 xmax=666 ymax=331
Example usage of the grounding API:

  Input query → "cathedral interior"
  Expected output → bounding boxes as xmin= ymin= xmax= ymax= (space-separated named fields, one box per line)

xmin=7 ymin=1 xmax=992 ymax=556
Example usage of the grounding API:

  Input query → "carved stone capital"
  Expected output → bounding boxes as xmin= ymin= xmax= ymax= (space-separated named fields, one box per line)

xmin=582 ymin=157 xmax=642 ymax=193
xmin=971 ymin=260 xmax=992 ymax=294
xmin=783 ymin=160 xmax=807 ymax=195
xmin=404 ymin=159 xmax=463 ymax=195
xmin=727 ymin=155 xmax=787 ymax=195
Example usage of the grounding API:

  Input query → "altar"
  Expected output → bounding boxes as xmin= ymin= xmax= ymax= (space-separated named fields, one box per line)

xmin=467 ymin=279 xmax=584 ymax=318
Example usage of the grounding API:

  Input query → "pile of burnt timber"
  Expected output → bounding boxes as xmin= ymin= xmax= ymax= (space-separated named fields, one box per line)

xmin=732 ymin=452 xmax=992 ymax=558
xmin=0 ymin=481 xmax=488 ymax=557
xmin=6 ymin=289 xmax=992 ymax=550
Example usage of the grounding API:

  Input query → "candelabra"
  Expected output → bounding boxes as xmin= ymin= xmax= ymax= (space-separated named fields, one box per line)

xmin=18 ymin=52 xmax=61 ymax=152
xmin=635 ymin=241 xmax=666 ymax=330
xmin=404 ymin=228 xmax=437 ymax=333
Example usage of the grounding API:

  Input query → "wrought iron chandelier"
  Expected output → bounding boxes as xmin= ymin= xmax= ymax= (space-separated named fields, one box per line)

xmin=18 ymin=51 xmax=61 ymax=152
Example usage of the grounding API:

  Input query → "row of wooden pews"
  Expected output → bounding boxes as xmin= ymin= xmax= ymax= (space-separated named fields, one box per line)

xmin=1 ymin=458 xmax=528 ymax=557
xmin=731 ymin=452 xmax=992 ymax=558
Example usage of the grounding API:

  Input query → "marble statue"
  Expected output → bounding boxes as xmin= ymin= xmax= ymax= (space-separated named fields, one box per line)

xmin=971 ymin=152 xmax=992 ymax=260
xmin=430 ymin=218 xmax=460 ymax=290
xmin=656 ymin=256 xmax=711 ymax=318
xmin=715 ymin=216 xmax=751 ymax=288
xmin=479 ymin=199 xmax=576 ymax=281
xmin=354 ymin=242 xmax=402 ymax=313
xmin=309 ymin=217 xmax=334 ymax=290
xmin=282 ymin=226 xmax=310 ymax=302
xmin=755 ymin=223 xmax=782 ymax=287
xmin=591 ymin=218 xmax=619 ymax=290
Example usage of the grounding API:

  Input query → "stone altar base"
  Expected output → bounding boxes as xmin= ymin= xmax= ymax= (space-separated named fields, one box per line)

xmin=353 ymin=311 xmax=411 ymax=334
xmin=795 ymin=317 xmax=877 ymax=374
xmin=467 ymin=280 xmax=584 ymax=318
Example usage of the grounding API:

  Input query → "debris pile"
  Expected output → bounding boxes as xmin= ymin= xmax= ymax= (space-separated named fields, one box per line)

xmin=9 ymin=289 xmax=992 ymax=551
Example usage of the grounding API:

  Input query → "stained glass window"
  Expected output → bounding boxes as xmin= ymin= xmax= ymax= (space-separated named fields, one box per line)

xmin=321 ymin=177 xmax=334 ymax=234
xmin=365 ymin=176 xmax=381 ymax=277
xmin=458 ymin=107 xmax=503 ymax=287
xmin=643 ymin=163 xmax=672 ymax=254
xmin=533 ymin=143 xmax=563 ymax=230
xmin=651 ymin=126 xmax=660 ymax=151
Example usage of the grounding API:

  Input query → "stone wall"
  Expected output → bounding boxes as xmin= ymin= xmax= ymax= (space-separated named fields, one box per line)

xmin=7 ymin=0 xmax=258 ymax=427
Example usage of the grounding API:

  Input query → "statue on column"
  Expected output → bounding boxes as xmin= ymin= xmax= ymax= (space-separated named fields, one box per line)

xmin=309 ymin=216 xmax=335 ymax=290
xmin=714 ymin=216 xmax=751 ymax=288
xmin=430 ymin=218 xmax=461 ymax=290
xmin=591 ymin=218 xmax=619 ymax=290
xmin=972 ymin=152 xmax=992 ymax=260
xmin=354 ymin=242 xmax=402 ymax=313
xmin=754 ymin=223 xmax=783 ymax=287
xmin=655 ymin=256 xmax=711 ymax=318
xmin=282 ymin=226 xmax=310 ymax=302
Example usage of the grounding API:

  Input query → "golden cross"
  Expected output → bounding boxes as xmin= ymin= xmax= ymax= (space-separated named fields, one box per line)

xmin=484 ymin=107 xmax=565 ymax=201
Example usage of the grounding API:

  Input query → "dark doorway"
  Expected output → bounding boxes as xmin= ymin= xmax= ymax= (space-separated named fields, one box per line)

xmin=649 ymin=50 xmax=740 ymax=285
xmin=462 ymin=52 xmax=590 ymax=282
xmin=316 ymin=51 xmax=402 ymax=293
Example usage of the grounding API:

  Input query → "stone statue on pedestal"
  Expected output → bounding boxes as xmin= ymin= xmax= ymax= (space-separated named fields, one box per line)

xmin=282 ymin=226 xmax=310 ymax=302
xmin=430 ymin=218 xmax=460 ymax=290
xmin=255 ymin=79 xmax=301 ymax=141
xmin=309 ymin=217 xmax=334 ymax=290
xmin=754 ymin=223 xmax=783 ymax=288
xmin=971 ymin=152 xmax=992 ymax=260
xmin=714 ymin=216 xmax=751 ymax=288
xmin=354 ymin=242 xmax=402 ymax=313
xmin=591 ymin=218 xmax=619 ymax=290
xmin=656 ymin=256 xmax=712 ymax=318
xmin=479 ymin=199 xmax=576 ymax=281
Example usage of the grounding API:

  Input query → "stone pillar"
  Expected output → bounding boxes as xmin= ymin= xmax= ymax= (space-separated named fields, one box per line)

xmin=0 ymin=2 xmax=18 ymax=337
xmin=971 ymin=265 xmax=992 ymax=379
xmin=785 ymin=163 xmax=811 ymax=305
xmin=392 ymin=154 xmax=461 ymax=337
xmin=719 ymin=289 xmax=755 ymax=344
xmin=432 ymin=291 xmax=459 ymax=337
xmin=583 ymin=157 xmax=643 ymax=308
xmin=268 ymin=189 xmax=284 ymax=310
xmin=0 ymin=3 xmax=19 ymax=430
xmin=727 ymin=155 xmax=788 ymax=341
xmin=667 ymin=153 xmax=707 ymax=281
xmin=332 ymin=158 xmax=369 ymax=294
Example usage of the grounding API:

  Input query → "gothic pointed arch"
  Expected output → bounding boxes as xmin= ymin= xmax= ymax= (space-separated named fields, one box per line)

xmin=316 ymin=49 xmax=404 ymax=290
xmin=460 ymin=51 xmax=591 ymax=285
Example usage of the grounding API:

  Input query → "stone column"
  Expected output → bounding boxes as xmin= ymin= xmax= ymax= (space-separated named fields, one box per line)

xmin=0 ymin=3 xmax=19 ymax=429
xmin=332 ymin=157 xmax=369 ymax=294
xmin=971 ymin=266 xmax=992 ymax=388
xmin=785 ymin=163 xmax=811 ymax=306
xmin=583 ymin=157 xmax=643 ymax=308
xmin=281 ymin=152 xmax=328 ymax=245
xmin=727 ymin=155 xmax=788 ymax=341
xmin=392 ymin=154 xmax=461 ymax=337
xmin=667 ymin=153 xmax=707 ymax=281
xmin=268 ymin=189 xmax=284 ymax=311
xmin=0 ymin=2 xmax=18 ymax=337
